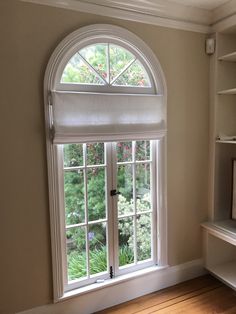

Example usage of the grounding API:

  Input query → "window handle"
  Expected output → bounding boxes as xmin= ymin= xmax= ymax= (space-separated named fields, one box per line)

xmin=110 ymin=189 xmax=121 ymax=196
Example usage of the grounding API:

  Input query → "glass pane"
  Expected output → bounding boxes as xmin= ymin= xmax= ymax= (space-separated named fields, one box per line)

xmin=113 ymin=60 xmax=151 ymax=87
xmin=66 ymin=227 xmax=87 ymax=281
xmin=79 ymin=44 xmax=108 ymax=82
xmin=109 ymin=44 xmax=135 ymax=82
xmin=116 ymin=141 xmax=132 ymax=162
xmin=64 ymin=170 xmax=85 ymax=225
xmin=89 ymin=223 xmax=107 ymax=275
xmin=61 ymin=53 xmax=104 ymax=85
xmin=87 ymin=167 xmax=106 ymax=221
xmin=136 ymin=141 xmax=150 ymax=161
xmin=137 ymin=213 xmax=152 ymax=262
xmin=117 ymin=164 xmax=134 ymax=216
xmin=136 ymin=164 xmax=151 ymax=212
xmin=86 ymin=143 xmax=104 ymax=165
xmin=118 ymin=217 xmax=134 ymax=267
xmin=64 ymin=144 xmax=83 ymax=167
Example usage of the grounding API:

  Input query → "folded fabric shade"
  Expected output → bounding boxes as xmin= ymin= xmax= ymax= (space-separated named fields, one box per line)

xmin=51 ymin=91 xmax=166 ymax=143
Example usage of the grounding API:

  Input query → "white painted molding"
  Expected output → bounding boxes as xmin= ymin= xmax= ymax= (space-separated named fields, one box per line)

xmin=212 ymin=0 xmax=236 ymax=25
xmin=16 ymin=259 xmax=206 ymax=314
xmin=19 ymin=0 xmax=236 ymax=33
xmin=81 ymin=0 xmax=211 ymax=25
xmin=212 ymin=13 xmax=236 ymax=33
xmin=20 ymin=0 xmax=211 ymax=33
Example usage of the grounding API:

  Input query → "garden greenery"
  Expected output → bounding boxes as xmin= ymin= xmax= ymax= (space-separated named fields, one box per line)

xmin=64 ymin=142 xmax=152 ymax=281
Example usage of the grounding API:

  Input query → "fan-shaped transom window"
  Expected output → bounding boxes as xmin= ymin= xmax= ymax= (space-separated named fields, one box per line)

xmin=61 ymin=43 xmax=151 ymax=88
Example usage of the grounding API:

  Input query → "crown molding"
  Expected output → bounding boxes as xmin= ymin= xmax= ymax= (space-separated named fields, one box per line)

xmin=81 ymin=0 xmax=211 ymax=25
xmin=211 ymin=0 xmax=236 ymax=32
xmin=212 ymin=0 xmax=236 ymax=24
xmin=20 ymin=0 xmax=211 ymax=33
xmin=19 ymin=0 xmax=236 ymax=34
xmin=212 ymin=13 xmax=236 ymax=33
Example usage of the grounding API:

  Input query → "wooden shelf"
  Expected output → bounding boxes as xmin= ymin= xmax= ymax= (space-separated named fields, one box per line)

xmin=207 ymin=261 xmax=236 ymax=290
xmin=218 ymin=88 xmax=236 ymax=95
xmin=218 ymin=51 xmax=236 ymax=62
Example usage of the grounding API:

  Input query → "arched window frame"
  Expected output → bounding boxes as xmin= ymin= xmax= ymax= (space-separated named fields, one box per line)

xmin=44 ymin=24 xmax=167 ymax=301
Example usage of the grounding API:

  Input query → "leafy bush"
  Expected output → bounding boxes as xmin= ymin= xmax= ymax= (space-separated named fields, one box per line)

xmin=68 ymin=245 xmax=134 ymax=281
xmin=68 ymin=250 xmax=87 ymax=280
xmin=61 ymin=44 xmax=150 ymax=87
xmin=65 ymin=142 xmax=152 ymax=281
xmin=119 ymin=245 xmax=134 ymax=266
xmin=118 ymin=194 xmax=152 ymax=261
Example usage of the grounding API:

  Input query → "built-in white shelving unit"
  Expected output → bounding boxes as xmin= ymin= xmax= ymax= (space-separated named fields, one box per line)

xmin=202 ymin=32 xmax=236 ymax=290
xmin=208 ymin=262 xmax=236 ymax=288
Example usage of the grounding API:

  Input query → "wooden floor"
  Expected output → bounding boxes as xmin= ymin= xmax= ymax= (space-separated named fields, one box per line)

xmin=96 ymin=275 xmax=236 ymax=313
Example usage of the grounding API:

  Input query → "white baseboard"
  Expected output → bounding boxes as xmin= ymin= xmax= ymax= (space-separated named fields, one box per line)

xmin=16 ymin=259 xmax=206 ymax=314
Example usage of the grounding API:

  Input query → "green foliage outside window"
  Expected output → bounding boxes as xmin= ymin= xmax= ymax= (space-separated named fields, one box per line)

xmin=61 ymin=43 xmax=151 ymax=87
xmin=64 ymin=142 xmax=152 ymax=281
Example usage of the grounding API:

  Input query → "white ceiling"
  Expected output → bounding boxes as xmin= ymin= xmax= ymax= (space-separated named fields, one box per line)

xmin=168 ymin=0 xmax=230 ymax=10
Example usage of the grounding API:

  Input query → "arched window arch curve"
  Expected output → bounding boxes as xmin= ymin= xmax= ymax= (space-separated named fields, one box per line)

xmin=46 ymin=24 xmax=166 ymax=95
xmin=44 ymin=24 xmax=167 ymax=300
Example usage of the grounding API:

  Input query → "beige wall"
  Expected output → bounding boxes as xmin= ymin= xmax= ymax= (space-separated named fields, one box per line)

xmin=0 ymin=1 xmax=209 ymax=313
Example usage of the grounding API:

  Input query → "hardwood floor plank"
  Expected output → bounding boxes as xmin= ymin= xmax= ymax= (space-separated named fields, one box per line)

xmin=153 ymin=286 xmax=233 ymax=314
xmin=137 ymin=285 xmax=222 ymax=314
xmin=191 ymin=287 xmax=236 ymax=314
xmin=95 ymin=275 xmax=223 ymax=314
xmin=222 ymin=305 xmax=236 ymax=313
xmin=173 ymin=289 xmax=236 ymax=314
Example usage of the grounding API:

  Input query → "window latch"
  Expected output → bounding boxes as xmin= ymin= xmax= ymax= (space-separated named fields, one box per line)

xmin=110 ymin=266 xmax=113 ymax=279
xmin=110 ymin=189 xmax=121 ymax=197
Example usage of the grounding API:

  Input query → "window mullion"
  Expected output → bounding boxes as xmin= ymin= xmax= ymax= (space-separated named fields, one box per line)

xmin=64 ymin=164 xmax=105 ymax=171
xmin=111 ymin=142 xmax=119 ymax=276
xmin=87 ymin=218 xmax=107 ymax=225
xmin=132 ymin=141 xmax=137 ymax=265
xmin=110 ymin=58 xmax=136 ymax=85
xmin=152 ymin=141 xmax=158 ymax=265
xmin=83 ymin=143 xmax=90 ymax=279
xmin=106 ymin=143 xmax=115 ymax=277
xmin=117 ymin=160 xmax=152 ymax=166
xmin=78 ymin=52 xmax=108 ymax=85
xmin=107 ymin=43 xmax=110 ymax=85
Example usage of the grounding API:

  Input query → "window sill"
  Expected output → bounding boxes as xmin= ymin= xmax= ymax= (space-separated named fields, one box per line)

xmin=59 ymin=265 xmax=169 ymax=302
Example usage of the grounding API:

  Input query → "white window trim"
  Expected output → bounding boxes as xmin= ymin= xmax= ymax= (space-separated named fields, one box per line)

xmin=44 ymin=24 xmax=167 ymax=302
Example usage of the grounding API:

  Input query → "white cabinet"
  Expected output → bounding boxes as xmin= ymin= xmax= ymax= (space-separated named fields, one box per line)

xmin=202 ymin=32 xmax=236 ymax=289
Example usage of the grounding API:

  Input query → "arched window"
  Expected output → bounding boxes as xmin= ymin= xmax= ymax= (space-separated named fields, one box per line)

xmin=44 ymin=24 xmax=167 ymax=300
xmin=61 ymin=43 xmax=152 ymax=88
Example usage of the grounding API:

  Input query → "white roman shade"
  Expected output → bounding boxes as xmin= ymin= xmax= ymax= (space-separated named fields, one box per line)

xmin=51 ymin=91 xmax=166 ymax=143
